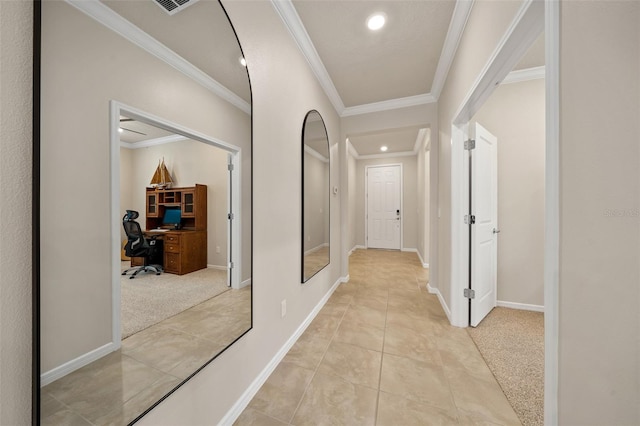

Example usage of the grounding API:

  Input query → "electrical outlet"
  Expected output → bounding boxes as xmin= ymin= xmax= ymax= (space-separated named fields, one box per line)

xmin=281 ymin=299 xmax=287 ymax=318
xmin=216 ymin=246 xmax=220 ymax=253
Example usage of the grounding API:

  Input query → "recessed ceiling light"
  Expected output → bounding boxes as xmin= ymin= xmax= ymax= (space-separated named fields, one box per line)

xmin=367 ymin=13 xmax=386 ymax=31
xmin=380 ymin=146 xmax=388 ymax=152
xmin=239 ymin=57 xmax=247 ymax=67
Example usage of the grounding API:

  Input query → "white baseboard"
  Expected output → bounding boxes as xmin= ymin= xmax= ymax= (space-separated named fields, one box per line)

xmin=427 ymin=284 xmax=452 ymax=324
xmin=341 ymin=275 xmax=350 ymax=283
xmin=41 ymin=342 xmax=118 ymax=387
xmin=207 ymin=264 xmax=227 ymax=270
xmin=239 ymin=278 xmax=252 ymax=289
xmin=348 ymin=245 xmax=365 ymax=256
xmin=413 ymin=250 xmax=429 ymax=269
xmin=497 ymin=300 xmax=544 ymax=313
xmin=401 ymin=247 xmax=417 ymax=252
xmin=219 ymin=277 xmax=342 ymax=425
xmin=304 ymin=243 xmax=329 ymax=257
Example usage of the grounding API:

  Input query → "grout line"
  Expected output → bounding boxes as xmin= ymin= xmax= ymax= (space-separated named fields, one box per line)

xmin=287 ymin=287 xmax=352 ymax=424
xmin=373 ymin=283 xmax=390 ymax=426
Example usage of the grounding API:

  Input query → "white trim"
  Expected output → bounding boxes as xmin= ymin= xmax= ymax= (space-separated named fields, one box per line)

xmin=544 ymin=0 xmax=559 ymax=423
xmin=431 ymin=0 xmax=475 ymax=99
xmin=357 ymin=151 xmax=416 ymax=160
xmin=450 ymin=0 xmax=545 ymax=327
xmin=414 ymin=249 xmax=429 ymax=269
xmin=219 ymin=277 xmax=342 ymax=425
xmin=341 ymin=93 xmax=436 ymax=117
xmin=207 ymin=264 xmax=227 ymax=271
xmin=41 ymin=343 xmax=118 ymax=387
xmin=347 ymin=139 xmax=359 ymax=159
xmin=364 ymin=164 xmax=404 ymax=250
xmin=497 ymin=300 xmax=544 ymax=313
xmin=340 ymin=275 xmax=350 ymax=283
xmin=120 ymin=134 xmax=187 ymax=150
xmin=427 ymin=284 xmax=452 ymax=323
xmin=111 ymin=100 xmax=246 ymax=343
xmin=270 ymin=0 xmax=345 ymax=114
xmin=304 ymin=242 xmax=329 ymax=257
xmin=452 ymin=0 xmax=544 ymax=125
xmin=348 ymin=245 xmax=365 ymax=256
xmin=239 ymin=278 xmax=251 ymax=289
xmin=413 ymin=128 xmax=427 ymax=154
xmin=502 ymin=65 xmax=545 ymax=84
xmin=65 ymin=0 xmax=250 ymax=115
xmin=304 ymin=144 xmax=329 ymax=163
xmin=401 ymin=248 xmax=417 ymax=253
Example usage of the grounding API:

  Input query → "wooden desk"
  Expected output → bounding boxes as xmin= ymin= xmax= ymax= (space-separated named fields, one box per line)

xmin=131 ymin=229 xmax=207 ymax=275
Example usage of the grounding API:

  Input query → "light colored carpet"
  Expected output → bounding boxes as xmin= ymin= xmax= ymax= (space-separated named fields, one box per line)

xmin=121 ymin=262 xmax=229 ymax=338
xmin=467 ymin=307 xmax=544 ymax=426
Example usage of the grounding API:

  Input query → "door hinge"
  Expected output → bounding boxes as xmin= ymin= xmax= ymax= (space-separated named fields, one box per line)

xmin=228 ymin=163 xmax=234 ymax=171
xmin=464 ymin=288 xmax=475 ymax=299
xmin=228 ymin=213 xmax=234 ymax=220
xmin=464 ymin=139 xmax=476 ymax=150
xmin=464 ymin=214 xmax=476 ymax=225
xmin=228 ymin=262 xmax=234 ymax=269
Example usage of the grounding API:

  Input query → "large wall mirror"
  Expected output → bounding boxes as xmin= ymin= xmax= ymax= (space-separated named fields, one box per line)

xmin=34 ymin=0 xmax=252 ymax=423
xmin=301 ymin=110 xmax=330 ymax=282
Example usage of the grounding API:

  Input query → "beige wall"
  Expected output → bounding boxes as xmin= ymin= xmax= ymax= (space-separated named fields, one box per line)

xmin=558 ymin=2 xmax=640 ymax=423
xmin=0 ymin=0 xmax=32 ymax=423
xmin=347 ymin=151 xmax=357 ymax=252
xmin=40 ymin=1 xmax=250 ymax=372
xmin=416 ymin=130 xmax=430 ymax=266
xmin=303 ymin=151 xmax=329 ymax=252
xmin=435 ymin=0 xmax=523 ymax=311
xmin=472 ymin=78 xmax=545 ymax=307
xmin=137 ymin=1 xmax=342 ymax=423
xmin=122 ymin=140 xmax=229 ymax=268
xmin=354 ymin=156 xmax=418 ymax=250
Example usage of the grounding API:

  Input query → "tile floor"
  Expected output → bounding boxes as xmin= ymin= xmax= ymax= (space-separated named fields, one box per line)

xmin=235 ymin=249 xmax=521 ymax=425
xmin=41 ymin=286 xmax=251 ymax=425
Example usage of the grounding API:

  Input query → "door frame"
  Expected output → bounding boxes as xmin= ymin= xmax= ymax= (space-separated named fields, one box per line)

xmin=110 ymin=101 xmax=244 ymax=348
xmin=364 ymin=163 xmax=403 ymax=250
xmin=447 ymin=0 xmax=559 ymax=423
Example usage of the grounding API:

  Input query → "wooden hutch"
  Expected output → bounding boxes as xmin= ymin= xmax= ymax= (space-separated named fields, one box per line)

xmin=132 ymin=184 xmax=207 ymax=275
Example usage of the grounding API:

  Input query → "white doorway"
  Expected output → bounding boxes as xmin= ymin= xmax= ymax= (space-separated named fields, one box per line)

xmin=469 ymin=123 xmax=498 ymax=326
xmin=365 ymin=164 xmax=402 ymax=250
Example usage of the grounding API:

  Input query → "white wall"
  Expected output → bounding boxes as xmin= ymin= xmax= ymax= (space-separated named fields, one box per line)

xmin=558 ymin=2 xmax=640 ymax=423
xmin=303 ymin=151 xmax=329 ymax=252
xmin=0 ymin=1 xmax=33 ymax=423
xmin=354 ymin=156 xmax=418 ymax=250
xmin=435 ymin=0 xmax=523 ymax=315
xmin=137 ymin=1 xmax=343 ymax=423
xmin=347 ymin=151 xmax=357 ymax=252
xmin=416 ymin=130 xmax=430 ymax=266
xmin=472 ymin=78 xmax=545 ymax=307
xmin=40 ymin=0 xmax=250 ymax=373
xmin=122 ymin=140 xmax=230 ymax=268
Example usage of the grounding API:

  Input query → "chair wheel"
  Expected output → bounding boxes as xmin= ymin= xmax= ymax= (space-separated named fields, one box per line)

xmin=129 ymin=276 xmax=135 ymax=279
xmin=121 ymin=272 xmax=126 ymax=275
xmin=156 ymin=273 xmax=161 ymax=275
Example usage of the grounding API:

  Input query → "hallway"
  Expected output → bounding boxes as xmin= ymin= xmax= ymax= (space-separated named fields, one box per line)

xmin=235 ymin=250 xmax=520 ymax=425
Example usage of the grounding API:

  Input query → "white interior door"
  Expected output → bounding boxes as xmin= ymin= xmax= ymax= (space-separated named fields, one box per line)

xmin=367 ymin=165 xmax=401 ymax=250
xmin=470 ymin=123 xmax=498 ymax=327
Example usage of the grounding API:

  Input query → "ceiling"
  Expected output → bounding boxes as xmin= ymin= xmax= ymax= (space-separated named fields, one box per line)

xmin=100 ymin=0 xmax=544 ymax=156
xmin=119 ymin=117 xmax=176 ymax=144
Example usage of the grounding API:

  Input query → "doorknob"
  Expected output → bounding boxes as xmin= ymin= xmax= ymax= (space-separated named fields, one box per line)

xmin=493 ymin=228 xmax=501 ymax=234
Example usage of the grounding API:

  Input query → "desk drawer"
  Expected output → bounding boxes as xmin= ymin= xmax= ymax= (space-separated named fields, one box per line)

xmin=164 ymin=242 xmax=180 ymax=253
xmin=164 ymin=234 xmax=181 ymax=244
xmin=164 ymin=253 xmax=180 ymax=274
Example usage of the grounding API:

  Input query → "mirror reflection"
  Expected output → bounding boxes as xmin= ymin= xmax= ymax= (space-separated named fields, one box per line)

xmin=38 ymin=0 xmax=251 ymax=424
xmin=301 ymin=110 xmax=330 ymax=282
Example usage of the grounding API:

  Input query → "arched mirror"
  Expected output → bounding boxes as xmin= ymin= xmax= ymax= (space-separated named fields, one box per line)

xmin=301 ymin=110 xmax=330 ymax=282
xmin=35 ymin=0 xmax=252 ymax=423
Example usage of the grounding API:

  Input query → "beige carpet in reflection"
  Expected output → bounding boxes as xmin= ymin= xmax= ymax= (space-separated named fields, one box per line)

xmin=467 ymin=307 xmax=544 ymax=426
xmin=121 ymin=262 xmax=229 ymax=338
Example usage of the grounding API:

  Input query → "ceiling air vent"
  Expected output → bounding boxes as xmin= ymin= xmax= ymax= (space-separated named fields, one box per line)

xmin=154 ymin=0 xmax=199 ymax=15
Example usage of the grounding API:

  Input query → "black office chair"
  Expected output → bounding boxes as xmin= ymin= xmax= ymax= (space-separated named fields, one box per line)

xmin=122 ymin=210 xmax=163 ymax=279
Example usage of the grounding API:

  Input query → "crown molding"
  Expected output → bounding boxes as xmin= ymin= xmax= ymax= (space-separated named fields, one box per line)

xmin=413 ymin=128 xmax=428 ymax=153
xmin=271 ymin=0 xmax=345 ymax=114
xmin=120 ymin=134 xmax=187 ymax=149
xmin=304 ymin=144 xmax=329 ymax=163
xmin=502 ymin=65 xmax=545 ymax=84
xmin=65 ymin=0 xmax=251 ymax=115
xmin=347 ymin=139 xmax=359 ymax=159
xmin=341 ymin=93 xmax=437 ymax=117
xmin=431 ymin=0 xmax=475 ymax=99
